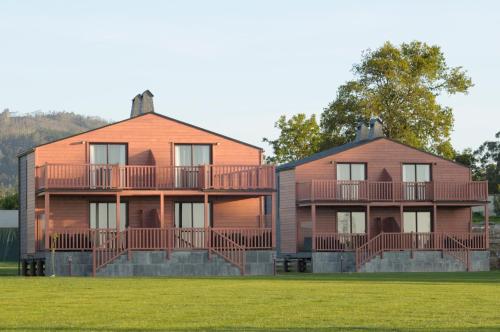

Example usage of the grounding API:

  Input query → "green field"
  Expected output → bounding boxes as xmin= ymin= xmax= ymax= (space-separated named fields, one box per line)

xmin=1 ymin=263 xmax=499 ymax=331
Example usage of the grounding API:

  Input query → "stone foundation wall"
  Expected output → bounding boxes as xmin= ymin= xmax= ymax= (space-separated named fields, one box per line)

xmin=312 ymin=250 xmax=489 ymax=273
xmin=42 ymin=250 xmax=275 ymax=277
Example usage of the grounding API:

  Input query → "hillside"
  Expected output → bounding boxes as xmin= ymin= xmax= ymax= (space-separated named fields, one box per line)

xmin=0 ymin=109 xmax=108 ymax=189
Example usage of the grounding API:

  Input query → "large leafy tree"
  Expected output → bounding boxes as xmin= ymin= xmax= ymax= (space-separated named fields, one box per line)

xmin=474 ymin=131 xmax=500 ymax=194
xmin=320 ymin=41 xmax=473 ymax=158
xmin=263 ymin=114 xmax=321 ymax=164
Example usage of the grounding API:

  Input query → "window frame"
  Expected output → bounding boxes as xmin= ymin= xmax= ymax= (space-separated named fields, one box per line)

xmin=336 ymin=162 xmax=367 ymax=181
xmin=403 ymin=211 xmax=432 ymax=233
xmin=402 ymin=163 xmax=432 ymax=182
xmin=89 ymin=143 xmax=129 ymax=165
xmin=174 ymin=144 xmax=213 ymax=167
xmin=336 ymin=211 xmax=366 ymax=234
xmin=174 ymin=201 xmax=213 ymax=228
xmin=89 ymin=201 xmax=129 ymax=230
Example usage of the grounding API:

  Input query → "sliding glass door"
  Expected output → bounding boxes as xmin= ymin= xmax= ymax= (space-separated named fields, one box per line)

xmin=174 ymin=202 xmax=211 ymax=248
xmin=336 ymin=163 xmax=366 ymax=200
xmin=89 ymin=144 xmax=127 ymax=188
xmin=402 ymin=164 xmax=431 ymax=200
xmin=174 ymin=145 xmax=211 ymax=188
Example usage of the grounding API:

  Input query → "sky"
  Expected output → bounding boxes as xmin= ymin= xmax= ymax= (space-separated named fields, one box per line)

xmin=0 ymin=0 xmax=499 ymax=157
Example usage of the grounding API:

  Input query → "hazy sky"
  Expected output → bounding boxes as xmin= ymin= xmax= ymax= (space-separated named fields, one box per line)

xmin=1 ymin=0 xmax=499 ymax=156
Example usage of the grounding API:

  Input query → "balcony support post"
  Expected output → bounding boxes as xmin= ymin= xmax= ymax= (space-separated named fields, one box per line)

xmin=399 ymin=204 xmax=403 ymax=234
xmin=259 ymin=196 xmax=264 ymax=228
xmin=116 ymin=194 xmax=121 ymax=251
xmin=433 ymin=204 xmax=437 ymax=232
xmin=159 ymin=192 xmax=165 ymax=228
xmin=311 ymin=204 xmax=317 ymax=251
xmin=366 ymin=204 xmax=371 ymax=240
xmin=44 ymin=193 xmax=50 ymax=250
xmin=485 ymin=204 xmax=489 ymax=249
xmin=271 ymin=192 xmax=276 ymax=249
xmin=204 ymin=193 xmax=211 ymax=259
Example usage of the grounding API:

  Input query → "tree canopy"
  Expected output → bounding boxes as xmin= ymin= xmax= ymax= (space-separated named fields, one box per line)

xmin=265 ymin=41 xmax=473 ymax=163
xmin=263 ymin=114 xmax=321 ymax=164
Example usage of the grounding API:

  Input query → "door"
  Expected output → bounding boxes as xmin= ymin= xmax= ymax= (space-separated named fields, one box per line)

xmin=336 ymin=163 xmax=366 ymax=200
xmin=402 ymin=164 xmax=431 ymax=200
xmin=174 ymin=145 xmax=211 ymax=188
xmin=403 ymin=211 xmax=431 ymax=248
xmin=90 ymin=202 xmax=128 ymax=246
xmin=174 ymin=202 xmax=211 ymax=248
xmin=89 ymin=144 xmax=127 ymax=188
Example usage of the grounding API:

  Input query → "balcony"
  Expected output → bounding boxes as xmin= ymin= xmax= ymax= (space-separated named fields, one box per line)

xmin=296 ymin=180 xmax=488 ymax=203
xmin=36 ymin=164 xmax=275 ymax=191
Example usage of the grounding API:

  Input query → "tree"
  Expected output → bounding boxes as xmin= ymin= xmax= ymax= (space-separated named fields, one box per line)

xmin=320 ymin=41 xmax=473 ymax=158
xmin=454 ymin=148 xmax=481 ymax=180
xmin=263 ymin=113 xmax=321 ymax=164
xmin=0 ymin=191 xmax=18 ymax=210
xmin=474 ymin=131 xmax=500 ymax=194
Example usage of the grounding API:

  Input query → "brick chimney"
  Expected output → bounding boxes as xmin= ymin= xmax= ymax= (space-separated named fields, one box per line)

xmin=130 ymin=90 xmax=155 ymax=118
xmin=368 ymin=116 xmax=384 ymax=139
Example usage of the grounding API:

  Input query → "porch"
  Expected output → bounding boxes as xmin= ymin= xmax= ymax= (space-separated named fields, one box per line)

xmin=305 ymin=203 xmax=490 ymax=271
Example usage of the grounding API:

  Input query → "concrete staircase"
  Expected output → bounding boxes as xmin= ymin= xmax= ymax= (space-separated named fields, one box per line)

xmin=96 ymin=250 xmax=241 ymax=277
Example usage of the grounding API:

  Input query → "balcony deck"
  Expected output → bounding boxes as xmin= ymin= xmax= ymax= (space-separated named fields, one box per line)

xmin=297 ymin=180 xmax=488 ymax=203
xmin=36 ymin=164 xmax=275 ymax=192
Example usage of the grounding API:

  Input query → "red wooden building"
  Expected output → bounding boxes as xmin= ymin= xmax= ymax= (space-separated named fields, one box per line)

xmin=19 ymin=92 xmax=276 ymax=276
xmin=277 ymin=119 xmax=490 ymax=272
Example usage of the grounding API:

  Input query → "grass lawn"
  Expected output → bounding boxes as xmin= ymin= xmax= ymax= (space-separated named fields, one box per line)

xmin=0 ymin=271 xmax=499 ymax=331
xmin=0 ymin=261 xmax=17 ymax=276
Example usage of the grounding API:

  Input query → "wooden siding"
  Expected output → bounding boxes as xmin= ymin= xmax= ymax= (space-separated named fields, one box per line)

xmin=295 ymin=138 xmax=469 ymax=182
xmin=26 ymin=153 xmax=36 ymax=254
xmin=19 ymin=154 xmax=27 ymax=256
xmin=436 ymin=207 xmax=471 ymax=233
xmin=213 ymin=197 xmax=260 ymax=228
xmin=35 ymin=113 xmax=261 ymax=167
xmin=278 ymin=169 xmax=297 ymax=254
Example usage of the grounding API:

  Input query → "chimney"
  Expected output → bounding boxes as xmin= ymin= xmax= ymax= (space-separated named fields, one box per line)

xmin=130 ymin=90 xmax=155 ymax=118
xmin=368 ymin=116 xmax=384 ymax=139
xmin=354 ymin=121 xmax=369 ymax=142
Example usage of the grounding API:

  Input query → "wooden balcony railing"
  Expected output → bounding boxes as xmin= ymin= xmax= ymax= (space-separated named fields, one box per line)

xmin=315 ymin=233 xmax=368 ymax=251
xmin=297 ymin=180 xmax=488 ymax=202
xmin=35 ymin=164 xmax=275 ymax=191
xmin=46 ymin=227 xmax=273 ymax=251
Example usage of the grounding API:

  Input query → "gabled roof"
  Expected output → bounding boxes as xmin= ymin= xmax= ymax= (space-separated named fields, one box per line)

xmin=18 ymin=112 xmax=263 ymax=158
xmin=276 ymin=137 xmax=469 ymax=172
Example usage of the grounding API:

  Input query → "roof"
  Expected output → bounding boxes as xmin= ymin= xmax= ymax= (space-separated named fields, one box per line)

xmin=0 ymin=210 xmax=18 ymax=228
xmin=276 ymin=137 xmax=469 ymax=172
xmin=18 ymin=112 xmax=263 ymax=157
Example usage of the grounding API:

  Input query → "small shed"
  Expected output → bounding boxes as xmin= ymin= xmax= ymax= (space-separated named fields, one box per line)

xmin=0 ymin=210 xmax=18 ymax=261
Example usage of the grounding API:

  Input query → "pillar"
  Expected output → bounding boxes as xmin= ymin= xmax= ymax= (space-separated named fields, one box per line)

xmin=160 ymin=192 xmax=165 ymax=228
xmin=271 ymin=193 xmax=276 ymax=249
xmin=204 ymin=193 xmax=210 ymax=254
xmin=44 ymin=193 xmax=50 ymax=250
xmin=366 ymin=205 xmax=371 ymax=240
xmin=116 ymin=194 xmax=121 ymax=231
xmin=433 ymin=204 xmax=437 ymax=232
xmin=311 ymin=204 xmax=316 ymax=251
xmin=485 ymin=204 xmax=489 ymax=249
xmin=399 ymin=204 xmax=403 ymax=233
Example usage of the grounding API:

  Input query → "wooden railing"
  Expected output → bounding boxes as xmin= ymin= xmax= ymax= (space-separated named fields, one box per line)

xmin=36 ymin=164 xmax=275 ymax=191
xmin=355 ymin=232 xmax=486 ymax=271
xmin=92 ymin=230 xmax=127 ymax=276
xmin=48 ymin=228 xmax=118 ymax=250
xmin=315 ymin=233 xmax=368 ymax=251
xmin=212 ymin=228 xmax=272 ymax=249
xmin=211 ymin=230 xmax=246 ymax=275
xmin=297 ymin=180 xmax=488 ymax=202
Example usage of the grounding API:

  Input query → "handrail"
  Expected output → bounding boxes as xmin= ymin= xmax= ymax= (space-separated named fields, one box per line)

xmin=210 ymin=229 xmax=246 ymax=275
xmin=315 ymin=233 xmax=367 ymax=251
xmin=92 ymin=230 xmax=127 ymax=276
xmin=445 ymin=236 xmax=470 ymax=271
xmin=297 ymin=180 xmax=488 ymax=202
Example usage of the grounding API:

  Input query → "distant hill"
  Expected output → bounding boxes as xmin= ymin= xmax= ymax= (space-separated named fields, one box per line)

xmin=0 ymin=109 xmax=109 ymax=189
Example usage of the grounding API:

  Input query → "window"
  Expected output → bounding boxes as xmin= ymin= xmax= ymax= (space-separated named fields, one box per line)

xmin=336 ymin=163 xmax=366 ymax=181
xmin=90 ymin=144 xmax=127 ymax=165
xmin=174 ymin=202 xmax=212 ymax=228
xmin=337 ymin=212 xmax=366 ymax=234
xmin=90 ymin=202 xmax=127 ymax=230
xmin=402 ymin=164 xmax=431 ymax=200
xmin=174 ymin=145 xmax=211 ymax=188
xmin=403 ymin=211 xmax=431 ymax=233
xmin=402 ymin=164 xmax=431 ymax=182
xmin=175 ymin=145 xmax=211 ymax=166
